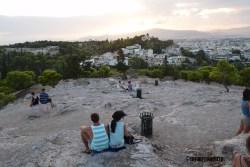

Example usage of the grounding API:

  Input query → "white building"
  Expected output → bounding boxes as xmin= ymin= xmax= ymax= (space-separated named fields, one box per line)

xmin=163 ymin=46 xmax=181 ymax=56
xmin=85 ymin=52 xmax=128 ymax=67
xmin=122 ymin=44 xmax=142 ymax=55
xmin=167 ymin=56 xmax=187 ymax=65
xmin=229 ymin=56 xmax=241 ymax=61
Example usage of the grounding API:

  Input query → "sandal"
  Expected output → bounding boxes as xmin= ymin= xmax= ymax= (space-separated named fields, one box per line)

xmin=82 ymin=149 xmax=91 ymax=154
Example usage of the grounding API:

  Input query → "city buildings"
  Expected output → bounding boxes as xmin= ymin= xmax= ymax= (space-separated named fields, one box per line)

xmin=5 ymin=46 xmax=59 ymax=56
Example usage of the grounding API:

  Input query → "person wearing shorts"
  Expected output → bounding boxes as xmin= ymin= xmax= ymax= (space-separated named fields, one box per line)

xmin=236 ymin=88 xmax=250 ymax=135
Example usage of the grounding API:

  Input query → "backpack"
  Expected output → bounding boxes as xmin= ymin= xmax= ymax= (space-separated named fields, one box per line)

xmin=32 ymin=96 xmax=39 ymax=105
xmin=124 ymin=135 xmax=142 ymax=145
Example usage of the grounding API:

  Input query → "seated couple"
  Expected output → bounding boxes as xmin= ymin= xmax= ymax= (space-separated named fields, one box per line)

xmin=80 ymin=111 xmax=129 ymax=154
xmin=30 ymin=88 xmax=54 ymax=109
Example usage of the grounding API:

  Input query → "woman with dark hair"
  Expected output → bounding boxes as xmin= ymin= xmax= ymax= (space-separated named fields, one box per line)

xmin=30 ymin=92 xmax=39 ymax=107
xmin=236 ymin=88 xmax=250 ymax=135
xmin=109 ymin=110 xmax=129 ymax=149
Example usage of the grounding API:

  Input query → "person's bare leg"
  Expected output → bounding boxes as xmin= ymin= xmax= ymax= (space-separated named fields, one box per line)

xmin=243 ymin=125 xmax=250 ymax=134
xmin=80 ymin=126 xmax=91 ymax=153
xmin=236 ymin=120 xmax=244 ymax=136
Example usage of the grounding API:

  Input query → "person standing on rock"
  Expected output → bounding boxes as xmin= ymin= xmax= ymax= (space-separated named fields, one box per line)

xmin=232 ymin=136 xmax=250 ymax=166
xmin=236 ymin=88 xmax=250 ymax=135
xmin=80 ymin=113 xmax=109 ymax=154
xmin=108 ymin=110 xmax=129 ymax=149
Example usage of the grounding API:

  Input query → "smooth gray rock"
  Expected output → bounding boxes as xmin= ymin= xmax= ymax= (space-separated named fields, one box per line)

xmin=0 ymin=130 xmax=168 ymax=167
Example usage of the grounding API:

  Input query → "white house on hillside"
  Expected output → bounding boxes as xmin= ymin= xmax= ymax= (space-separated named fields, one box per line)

xmin=167 ymin=56 xmax=187 ymax=65
xmin=84 ymin=52 xmax=128 ymax=67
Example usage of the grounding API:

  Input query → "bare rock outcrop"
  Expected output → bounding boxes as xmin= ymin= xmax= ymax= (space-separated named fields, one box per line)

xmin=0 ymin=129 xmax=169 ymax=167
xmin=212 ymin=134 xmax=248 ymax=166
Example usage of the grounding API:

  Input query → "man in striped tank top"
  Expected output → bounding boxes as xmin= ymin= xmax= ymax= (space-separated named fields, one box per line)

xmin=80 ymin=113 xmax=109 ymax=154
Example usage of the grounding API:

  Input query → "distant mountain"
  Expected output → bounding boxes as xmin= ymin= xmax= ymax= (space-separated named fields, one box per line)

xmin=80 ymin=27 xmax=250 ymax=41
xmin=141 ymin=28 xmax=213 ymax=39
xmin=212 ymin=26 xmax=250 ymax=38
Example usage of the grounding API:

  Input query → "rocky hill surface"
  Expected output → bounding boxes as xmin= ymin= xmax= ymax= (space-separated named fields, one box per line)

xmin=0 ymin=78 xmax=246 ymax=166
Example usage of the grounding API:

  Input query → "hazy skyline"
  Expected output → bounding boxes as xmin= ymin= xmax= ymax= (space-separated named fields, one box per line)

xmin=1 ymin=0 xmax=250 ymax=44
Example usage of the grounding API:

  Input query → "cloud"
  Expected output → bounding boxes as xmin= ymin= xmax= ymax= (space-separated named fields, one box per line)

xmin=0 ymin=0 xmax=250 ymax=44
xmin=0 ymin=0 xmax=144 ymax=17
xmin=198 ymin=8 xmax=238 ymax=18
xmin=172 ymin=8 xmax=199 ymax=16
xmin=175 ymin=2 xmax=199 ymax=8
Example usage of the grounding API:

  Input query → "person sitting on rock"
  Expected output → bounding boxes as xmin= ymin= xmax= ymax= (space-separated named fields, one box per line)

xmin=30 ymin=92 xmax=39 ymax=107
xmin=39 ymin=88 xmax=54 ymax=109
xmin=232 ymin=136 xmax=250 ymax=167
xmin=117 ymin=80 xmax=126 ymax=91
xmin=127 ymin=81 xmax=133 ymax=92
xmin=80 ymin=113 xmax=109 ymax=154
xmin=108 ymin=110 xmax=129 ymax=149
xmin=39 ymin=88 xmax=49 ymax=104
xmin=236 ymin=88 xmax=250 ymax=135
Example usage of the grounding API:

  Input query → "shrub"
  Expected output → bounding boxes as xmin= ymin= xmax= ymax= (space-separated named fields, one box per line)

xmin=180 ymin=71 xmax=189 ymax=81
xmin=0 ymin=80 xmax=7 ymax=87
xmin=0 ymin=86 xmax=14 ymax=94
xmin=129 ymin=57 xmax=148 ymax=69
xmin=38 ymin=70 xmax=62 ymax=87
xmin=240 ymin=67 xmax=250 ymax=87
xmin=23 ymin=71 xmax=36 ymax=81
xmin=6 ymin=71 xmax=34 ymax=90
xmin=198 ymin=66 xmax=214 ymax=83
xmin=146 ymin=68 xmax=164 ymax=78
xmin=0 ymin=93 xmax=16 ymax=108
xmin=187 ymin=71 xmax=202 ymax=82
xmin=209 ymin=60 xmax=238 ymax=92
xmin=162 ymin=65 xmax=180 ymax=80
xmin=97 ymin=65 xmax=111 ymax=77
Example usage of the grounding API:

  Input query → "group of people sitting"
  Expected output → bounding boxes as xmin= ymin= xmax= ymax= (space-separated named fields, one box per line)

xmin=80 ymin=110 xmax=131 ymax=154
xmin=30 ymin=88 xmax=53 ymax=108
xmin=117 ymin=80 xmax=133 ymax=91
xmin=117 ymin=80 xmax=141 ymax=98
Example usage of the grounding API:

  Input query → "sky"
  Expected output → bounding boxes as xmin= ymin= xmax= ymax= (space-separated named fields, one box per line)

xmin=0 ymin=0 xmax=250 ymax=44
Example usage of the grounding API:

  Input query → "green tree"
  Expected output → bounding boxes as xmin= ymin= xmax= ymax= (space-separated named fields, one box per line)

xmin=162 ymin=65 xmax=180 ymax=80
xmin=198 ymin=66 xmax=214 ymax=84
xmin=98 ymin=65 xmax=111 ymax=78
xmin=6 ymin=71 xmax=34 ymax=90
xmin=240 ymin=67 xmax=250 ymax=87
xmin=196 ymin=50 xmax=209 ymax=65
xmin=38 ymin=70 xmax=62 ymax=87
xmin=115 ymin=62 xmax=129 ymax=80
xmin=0 ymin=93 xmax=16 ymax=109
xmin=116 ymin=49 xmax=129 ymax=79
xmin=232 ymin=49 xmax=241 ymax=55
xmin=129 ymin=57 xmax=148 ymax=69
xmin=180 ymin=47 xmax=194 ymax=58
xmin=23 ymin=71 xmax=36 ymax=81
xmin=64 ymin=55 xmax=81 ymax=79
xmin=146 ymin=68 xmax=164 ymax=79
xmin=187 ymin=71 xmax=202 ymax=82
xmin=209 ymin=60 xmax=238 ymax=92
xmin=0 ymin=86 xmax=14 ymax=94
xmin=180 ymin=71 xmax=189 ymax=81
